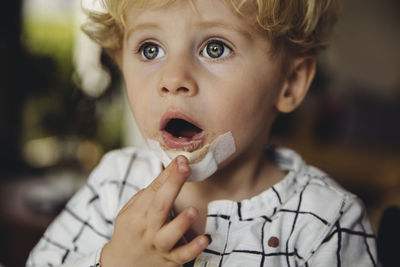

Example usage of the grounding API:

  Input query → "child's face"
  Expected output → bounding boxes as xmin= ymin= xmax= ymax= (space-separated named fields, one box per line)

xmin=120 ymin=0 xmax=285 ymax=163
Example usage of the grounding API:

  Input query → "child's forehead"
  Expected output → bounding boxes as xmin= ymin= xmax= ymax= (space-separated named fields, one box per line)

xmin=125 ymin=0 xmax=257 ymax=21
xmin=126 ymin=0 xmax=254 ymax=10
xmin=124 ymin=0 xmax=259 ymax=33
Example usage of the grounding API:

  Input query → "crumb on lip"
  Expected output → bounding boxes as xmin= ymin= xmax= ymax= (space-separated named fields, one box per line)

xmin=160 ymin=134 xmax=203 ymax=150
xmin=160 ymin=128 xmax=206 ymax=152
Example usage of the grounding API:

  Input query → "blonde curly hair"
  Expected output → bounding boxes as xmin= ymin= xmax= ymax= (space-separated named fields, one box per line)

xmin=82 ymin=0 xmax=341 ymax=58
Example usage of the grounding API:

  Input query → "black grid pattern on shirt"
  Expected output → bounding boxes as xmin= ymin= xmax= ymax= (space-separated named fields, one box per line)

xmin=37 ymin=153 xmax=137 ymax=266
xmin=31 ymin=149 xmax=378 ymax=267
xmin=41 ymin=204 xmax=111 ymax=265
xmin=321 ymin=215 xmax=377 ymax=267
xmin=205 ymin=182 xmax=309 ymax=266
xmin=204 ymin=181 xmax=377 ymax=267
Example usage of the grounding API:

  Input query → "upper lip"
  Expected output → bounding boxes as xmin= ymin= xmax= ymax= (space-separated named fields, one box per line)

xmin=160 ymin=111 xmax=203 ymax=131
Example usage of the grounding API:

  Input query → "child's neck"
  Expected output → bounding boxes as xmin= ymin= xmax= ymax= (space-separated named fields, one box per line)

xmin=191 ymin=148 xmax=286 ymax=201
xmin=174 ymin=148 xmax=286 ymax=236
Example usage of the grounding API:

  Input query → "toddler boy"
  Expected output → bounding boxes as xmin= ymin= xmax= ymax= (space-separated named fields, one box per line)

xmin=27 ymin=0 xmax=379 ymax=266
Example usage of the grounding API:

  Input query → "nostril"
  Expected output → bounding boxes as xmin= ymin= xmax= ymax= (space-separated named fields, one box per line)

xmin=159 ymin=86 xmax=193 ymax=96
xmin=177 ymin=87 xmax=189 ymax=93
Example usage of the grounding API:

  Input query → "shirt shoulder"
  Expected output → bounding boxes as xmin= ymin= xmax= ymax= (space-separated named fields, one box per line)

xmin=278 ymin=156 xmax=371 ymax=264
xmin=88 ymin=146 xmax=162 ymax=187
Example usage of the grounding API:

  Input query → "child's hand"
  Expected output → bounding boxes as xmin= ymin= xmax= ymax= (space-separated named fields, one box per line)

xmin=100 ymin=156 xmax=210 ymax=267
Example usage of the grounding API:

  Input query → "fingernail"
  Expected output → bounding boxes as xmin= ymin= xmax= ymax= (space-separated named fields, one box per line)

xmin=197 ymin=236 xmax=208 ymax=247
xmin=186 ymin=207 xmax=198 ymax=219
xmin=205 ymin=234 xmax=212 ymax=245
xmin=176 ymin=155 xmax=187 ymax=165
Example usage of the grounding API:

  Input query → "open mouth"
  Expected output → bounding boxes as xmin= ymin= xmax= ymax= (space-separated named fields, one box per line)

xmin=165 ymin=119 xmax=202 ymax=139
xmin=160 ymin=113 xmax=205 ymax=152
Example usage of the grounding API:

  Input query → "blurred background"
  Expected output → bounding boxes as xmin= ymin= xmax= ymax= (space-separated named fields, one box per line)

xmin=0 ymin=0 xmax=399 ymax=266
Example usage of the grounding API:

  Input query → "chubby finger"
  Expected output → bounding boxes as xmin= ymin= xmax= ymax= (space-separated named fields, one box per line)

xmin=154 ymin=207 xmax=198 ymax=251
xmin=118 ymin=156 xmax=186 ymax=218
xmin=131 ymin=156 xmax=188 ymax=210
xmin=151 ymin=156 xmax=189 ymax=192
xmin=148 ymin=156 xmax=191 ymax=228
xmin=169 ymin=235 xmax=210 ymax=265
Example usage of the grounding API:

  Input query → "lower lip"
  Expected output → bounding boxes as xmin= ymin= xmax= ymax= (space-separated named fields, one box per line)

xmin=161 ymin=130 xmax=205 ymax=152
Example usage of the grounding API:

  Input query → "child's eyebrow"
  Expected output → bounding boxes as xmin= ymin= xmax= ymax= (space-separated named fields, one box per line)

xmin=125 ymin=21 xmax=252 ymax=42
xmin=125 ymin=23 xmax=161 ymax=41
xmin=196 ymin=21 xmax=252 ymax=40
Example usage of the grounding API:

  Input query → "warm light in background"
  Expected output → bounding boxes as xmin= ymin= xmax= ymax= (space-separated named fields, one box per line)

xmin=76 ymin=140 xmax=103 ymax=172
xmin=23 ymin=137 xmax=61 ymax=168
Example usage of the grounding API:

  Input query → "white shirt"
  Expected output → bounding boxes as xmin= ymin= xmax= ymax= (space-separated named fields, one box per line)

xmin=26 ymin=146 xmax=379 ymax=266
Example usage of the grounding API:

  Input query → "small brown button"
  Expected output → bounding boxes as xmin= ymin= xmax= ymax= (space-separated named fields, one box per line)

xmin=268 ymin=236 xmax=279 ymax=248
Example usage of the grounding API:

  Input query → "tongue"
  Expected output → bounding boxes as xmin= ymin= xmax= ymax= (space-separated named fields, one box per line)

xmin=179 ymin=128 xmax=201 ymax=138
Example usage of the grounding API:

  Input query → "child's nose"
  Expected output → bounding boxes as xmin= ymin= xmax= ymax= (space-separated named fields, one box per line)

xmin=157 ymin=55 xmax=199 ymax=97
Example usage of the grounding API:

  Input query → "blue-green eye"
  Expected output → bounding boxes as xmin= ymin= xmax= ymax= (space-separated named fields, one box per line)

xmin=140 ymin=43 xmax=165 ymax=60
xmin=202 ymin=41 xmax=232 ymax=59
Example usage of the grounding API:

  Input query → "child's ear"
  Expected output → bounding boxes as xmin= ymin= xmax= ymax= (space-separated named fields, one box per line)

xmin=275 ymin=57 xmax=316 ymax=113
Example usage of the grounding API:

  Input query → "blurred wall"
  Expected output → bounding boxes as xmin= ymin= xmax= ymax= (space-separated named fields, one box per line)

xmin=0 ymin=1 xmax=24 ymax=174
xmin=321 ymin=0 xmax=400 ymax=96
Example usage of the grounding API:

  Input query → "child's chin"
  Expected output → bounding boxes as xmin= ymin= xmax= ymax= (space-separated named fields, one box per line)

xmin=165 ymin=144 xmax=210 ymax=164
